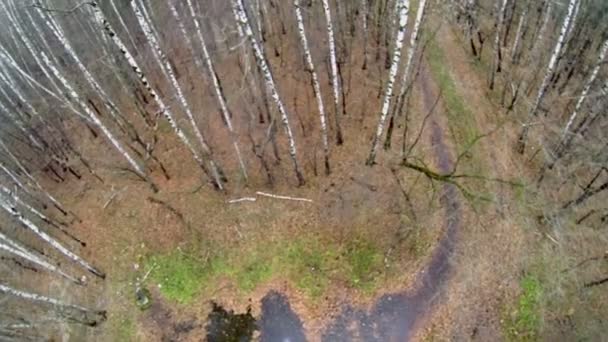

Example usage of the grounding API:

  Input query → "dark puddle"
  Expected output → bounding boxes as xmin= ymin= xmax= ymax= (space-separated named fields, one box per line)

xmin=205 ymin=302 xmax=257 ymax=341
xmin=205 ymin=292 xmax=305 ymax=342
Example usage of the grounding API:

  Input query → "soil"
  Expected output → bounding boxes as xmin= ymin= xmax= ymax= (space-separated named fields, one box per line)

xmin=13 ymin=10 xmax=529 ymax=342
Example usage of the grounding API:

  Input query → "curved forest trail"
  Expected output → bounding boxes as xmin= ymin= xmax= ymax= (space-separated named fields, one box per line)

xmin=234 ymin=61 xmax=463 ymax=341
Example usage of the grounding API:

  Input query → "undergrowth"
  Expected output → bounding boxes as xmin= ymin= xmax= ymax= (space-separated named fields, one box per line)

xmin=144 ymin=236 xmax=385 ymax=304
xmin=504 ymin=275 xmax=543 ymax=341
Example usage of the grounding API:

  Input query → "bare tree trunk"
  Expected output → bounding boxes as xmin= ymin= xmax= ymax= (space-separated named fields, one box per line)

xmin=366 ymin=0 xmax=410 ymax=165
xmin=322 ymin=0 xmax=345 ymax=145
xmin=132 ymin=0 xmax=224 ymax=189
xmin=295 ymin=0 xmax=331 ymax=174
xmin=0 ymin=232 xmax=81 ymax=284
xmin=183 ymin=0 xmax=249 ymax=181
xmin=489 ymin=0 xmax=509 ymax=90
xmin=233 ymin=0 xmax=305 ymax=185
xmin=0 ymin=284 xmax=106 ymax=326
xmin=386 ymin=0 xmax=428 ymax=148
xmin=0 ymin=195 xmax=104 ymax=279
xmin=562 ymin=39 xmax=608 ymax=135
xmin=517 ymin=0 xmax=578 ymax=154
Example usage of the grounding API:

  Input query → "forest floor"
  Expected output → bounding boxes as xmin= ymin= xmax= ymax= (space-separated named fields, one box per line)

xmin=39 ymin=19 xmax=546 ymax=342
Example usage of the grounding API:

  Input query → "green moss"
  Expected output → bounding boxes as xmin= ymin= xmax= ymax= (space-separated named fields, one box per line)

xmin=146 ymin=237 xmax=386 ymax=303
xmin=236 ymin=258 xmax=273 ymax=292
xmin=147 ymin=250 xmax=212 ymax=304
xmin=282 ymin=239 xmax=333 ymax=298
xmin=504 ymin=275 xmax=543 ymax=341
xmin=345 ymin=240 xmax=382 ymax=290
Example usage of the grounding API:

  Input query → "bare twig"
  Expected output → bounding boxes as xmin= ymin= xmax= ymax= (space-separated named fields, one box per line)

xmin=255 ymin=191 xmax=313 ymax=203
xmin=227 ymin=197 xmax=257 ymax=204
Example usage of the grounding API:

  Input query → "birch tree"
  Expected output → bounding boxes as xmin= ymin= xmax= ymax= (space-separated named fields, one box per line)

xmin=322 ymin=0 xmax=345 ymax=145
xmin=510 ymin=1 xmax=529 ymax=64
xmin=489 ymin=0 xmax=509 ymax=90
xmin=183 ymin=0 xmax=248 ymax=181
xmin=3 ymin=1 xmax=159 ymax=192
xmin=562 ymin=39 xmax=608 ymax=135
xmin=232 ymin=0 xmax=305 ymax=185
xmin=131 ymin=0 xmax=224 ymax=189
xmin=294 ymin=0 xmax=331 ymax=175
xmin=87 ymin=2 xmax=224 ymax=189
xmin=361 ymin=0 xmax=370 ymax=69
xmin=386 ymin=0 xmax=428 ymax=148
xmin=0 ymin=283 xmax=106 ymax=326
xmin=0 ymin=232 xmax=81 ymax=285
xmin=366 ymin=0 xmax=410 ymax=165
xmin=0 ymin=194 xmax=104 ymax=279
xmin=517 ymin=0 xmax=579 ymax=154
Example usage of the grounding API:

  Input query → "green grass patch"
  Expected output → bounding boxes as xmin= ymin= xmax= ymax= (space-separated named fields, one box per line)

xmin=427 ymin=39 xmax=480 ymax=152
xmin=147 ymin=250 xmax=212 ymax=304
xmin=345 ymin=239 xmax=382 ymax=291
xmin=145 ymin=237 xmax=385 ymax=303
xmin=504 ymin=275 xmax=543 ymax=341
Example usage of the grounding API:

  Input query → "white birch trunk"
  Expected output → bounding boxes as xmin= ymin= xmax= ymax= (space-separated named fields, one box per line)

xmin=395 ymin=0 xmax=427 ymax=111
xmin=5 ymin=2 xmax=154 ymax=190
xmin=233 ymin=0 xmax=305 ymax=185
xmin=294 ymin=0 xmax=331 ymax=174
xmin=88 ymin=2 xmax=219 ymax=188
xmin=0 ymin=48 xmax=63 ymax=103
xmin=0 ymin=195 xmax=104 ymax=278
xmin=1 ymin=2 xmax=64 ymax=97
xmin=0 ymin=232 xmax=82 ymax=284
xmin=510 ymin=3 xmax=528 ymax=62
xmin=109 ymin=0 xmax=138 ymax=52
xmin=366 ymin=0 xmax=410 ymax=165
xmin=183 ymin=0 xmax=249 ymax=181
xmin=0 ymin=283 xmax=94 ymax=313
xmin=131 ymin=0 xmax=224 ymax=190
xmin=0 ymin=138 xmax=68 ymax=214
xmin=322 ymin=0 xmax=344 ymax=143
xmin=40 ymin=10 xmax=128 ymax=135
xmin=361 ymin=0 xmax=369 ymax=68
xmin=518 ymin=0 xmax=578 ymax=153
xmin=490 ymin=0 xmax=509 ymax=90
xmin=562 ymin=39 xmax=608 ymax=135
xmin=528 ymin=0 xmax=578 ymax=118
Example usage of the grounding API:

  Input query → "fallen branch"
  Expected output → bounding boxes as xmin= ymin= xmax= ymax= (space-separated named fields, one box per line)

xmin=255 ymin=191 xmax=313 ymax=203
xmin=227 ymin=197 xmax=257 ymax=204
xmin=584 ymin=276 xmax=608 ymax=288
xmin=147 ymin=197 xmax=189 ymax=229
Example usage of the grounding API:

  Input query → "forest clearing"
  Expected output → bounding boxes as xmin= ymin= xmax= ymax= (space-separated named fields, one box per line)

xmin=0 ymin=0 xmax=606 ymax=341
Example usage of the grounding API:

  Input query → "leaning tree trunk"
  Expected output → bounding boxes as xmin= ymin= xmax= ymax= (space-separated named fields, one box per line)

xmin=361 ymin=0 xmax=370 ymax=69
xmin=0 ymin=232 xmax=82 ymax=285
xmin=232 ymin=0 xmax=305 ymax=186
xmin=0 ymin=195 xmax=104 ymax=279
xmin=294 ymin=0 xmax=331 ymax=175
xmin=366 ymin=0 xmax=410 ymax=165
xmin=88 ymin=2 xmax=220 ymax=189
xmin=562 ymin=39 xmax=608 ymax=135
xmin=3 ymin=1 xmax=157 ymax=192
xmin=489 ymin=0 xmax=509 ymax=90
xmin=132 ymin=0 xmax=224 ymax=190
xmin=322 ymin=0 xmax=345 ymax=145
xmin=517 ymin=0 xmax=578 ymax=154
xmin=385 ymin=0 xmax=428 ymax=148
xmin=0 ymin=283 xmax=106 ymax=327
xmin=183 ymin=0 xmax=249 ymax=181
xmin=510 ymin=2 xmax=528 ymax=64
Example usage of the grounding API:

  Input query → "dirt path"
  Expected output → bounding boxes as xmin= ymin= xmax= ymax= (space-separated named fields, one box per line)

xmin=246 ymin=60 xmax=462 ymax=341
